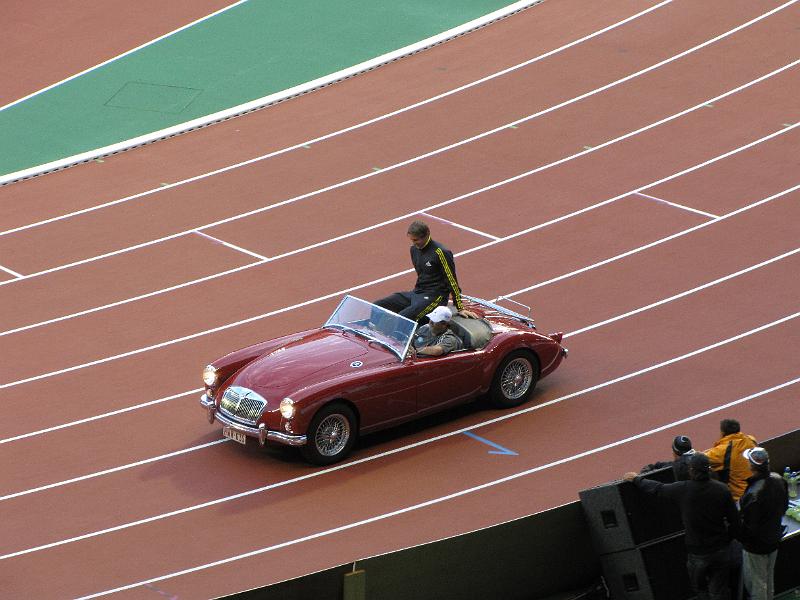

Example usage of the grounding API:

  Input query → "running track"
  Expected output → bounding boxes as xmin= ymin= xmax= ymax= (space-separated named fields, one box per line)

xmin=1 ymin=0 xmax=798 ymax=597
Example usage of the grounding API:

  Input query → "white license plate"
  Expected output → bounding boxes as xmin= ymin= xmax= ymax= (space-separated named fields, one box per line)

xmin=222 ymin=426 xmax=247 ymax=445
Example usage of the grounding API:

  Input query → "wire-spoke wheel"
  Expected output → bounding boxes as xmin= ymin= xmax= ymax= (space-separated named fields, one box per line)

xmin=314 ymin=414 xmax=350 ymax=456
xmin=301 ymin=403 xmax=357 ymax=465
xmin=489 ymin=350 xmax=539 ymax=408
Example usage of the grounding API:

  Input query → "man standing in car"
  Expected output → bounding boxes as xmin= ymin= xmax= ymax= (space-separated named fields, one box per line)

xmin=374 ymin=220 xmax=468 ymax=322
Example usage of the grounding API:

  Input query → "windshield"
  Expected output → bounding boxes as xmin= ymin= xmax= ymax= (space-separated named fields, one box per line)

xmin=324 ymin=295 xmax=416 ymax=360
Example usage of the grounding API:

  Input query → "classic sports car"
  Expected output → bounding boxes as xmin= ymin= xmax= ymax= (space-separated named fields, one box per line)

xmin=200 ymin=295 xmax=567 ymax=465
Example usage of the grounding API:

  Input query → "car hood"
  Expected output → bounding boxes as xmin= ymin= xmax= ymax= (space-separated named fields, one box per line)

xmin=228 ymin=328 xmax=372 ymax=395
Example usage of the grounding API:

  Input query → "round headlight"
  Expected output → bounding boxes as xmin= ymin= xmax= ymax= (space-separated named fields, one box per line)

xmin=202 ymin=365 xmax=218 ymax=386
xmin=280 ymin=398 xmax=295 ymax=420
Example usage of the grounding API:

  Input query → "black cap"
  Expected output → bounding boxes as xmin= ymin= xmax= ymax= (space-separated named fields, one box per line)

xmin=672 ymin=435 xmax=693 ymax=455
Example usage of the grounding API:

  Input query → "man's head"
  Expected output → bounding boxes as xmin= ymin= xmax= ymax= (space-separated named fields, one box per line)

xmin=743 ymin=447 xmax=769 ymax=474
xmin=671 ymin=435 xmax=693 ymax=457
xmin=720 ymin=418 xmax=741 ymax=436
xmin=689 ymin=453 xmax=711 ymax=481
xmin=407 ymin=220 xmax=430 ymax=249
xmin=427 ymin=305 xmax=452 ymax=334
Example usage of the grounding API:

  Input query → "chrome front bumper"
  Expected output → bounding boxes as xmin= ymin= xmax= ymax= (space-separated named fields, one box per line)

xmin=200 ymin=394 xmax=307 ymax=447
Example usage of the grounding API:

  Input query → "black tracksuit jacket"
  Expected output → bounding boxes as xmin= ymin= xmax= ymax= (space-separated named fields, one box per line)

xmin=410 ymin=238 xmax=463 ymax=309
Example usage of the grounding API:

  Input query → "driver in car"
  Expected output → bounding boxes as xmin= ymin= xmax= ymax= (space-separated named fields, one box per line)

xmin=411 ymin=306 xmax=463 ymax=357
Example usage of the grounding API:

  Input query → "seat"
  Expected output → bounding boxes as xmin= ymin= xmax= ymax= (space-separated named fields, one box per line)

xmin=449 ymin=316 xmax=493 ymax=350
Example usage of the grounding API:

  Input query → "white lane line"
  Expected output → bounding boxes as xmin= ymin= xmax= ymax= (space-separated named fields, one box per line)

xmin=0 ymin=440 xmax=228 ymax=502
xmin=76 ymin=375 xmax=800 ymax=599
xmin=0 ymin=1 xmax=673 ymax=229
xmin=192 ymin=230 xmax=268 ymax=261
xmin=0 ymin=389 xmax=202 ymax=446
xmin=0 ymin=263 xmax=23 ymax=278
xmin=1 ymin=126 xmax=797 ymax=389
xmin=565 ymin=247 xmax=800 ymax=338
xmin=418 ymin=212 xmax=500 ymax=240
xmin=2 ymin=178 xmax=794 ymax=449
xmin=634 ymin=191 xmax=720 ymax=218
xmin=2 ymin=312 xmax=795 ymax=563
xmin=0 ymin=261 xmax=267 ymax=338
xmin=0 ymin=0 xmax=252 ymax=114
xmin=503 ymin=183 xmax=800 ymax=299
xmin=2 ymin=58 xmax=797 ymax=291
xmin=2 ymin=163 xmax=797 ymax=343
xmin=455 ymin=123 xmax=800 ymax=257
xmin=4 ymin=244 xmax=795 ymax=497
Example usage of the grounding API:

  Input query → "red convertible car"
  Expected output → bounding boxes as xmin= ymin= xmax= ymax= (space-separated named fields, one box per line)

xmin=200 ymin=295 xmax=567 ymax=464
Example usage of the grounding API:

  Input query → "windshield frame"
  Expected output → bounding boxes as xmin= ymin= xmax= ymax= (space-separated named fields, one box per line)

xmin=323 ymin=295 xmax=416 ymax=361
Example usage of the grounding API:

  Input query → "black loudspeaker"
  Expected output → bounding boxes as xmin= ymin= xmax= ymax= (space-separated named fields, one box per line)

xmin=579 ymin=467 xmax=684 ymax=556
xmin=599 ymin=533 xmax=692 ymax=600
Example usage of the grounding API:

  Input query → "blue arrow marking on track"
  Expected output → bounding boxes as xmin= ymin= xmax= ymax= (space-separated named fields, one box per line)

xmin=463 ymin=431 xmax=518 ymax=455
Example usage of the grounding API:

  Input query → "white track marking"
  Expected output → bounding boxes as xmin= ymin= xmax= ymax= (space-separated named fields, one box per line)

xmin=0 ymin=389 xmax=201 ymax=446
xmin=0 ymin=263 xmax=23 ymax=278
xmin=0 ymin=0 xmax=251 ymax=114
xmin=635 ymin=191 xmax=720 ymax=218
xmin=564 ymin=248 xmax=800 ymax=337
xmin=1 ymin=126 xmax=797 ymax=389
xmin=1 ymin=312 xmax=795 ymax=562
xmin=1 ymin=178 xmax=794 ymax=447
xmin=503 ymin=183 xmax=800 ymax=298
xmin=0 ymin=1 xmax=671 ymax=191
xmin=0 ymin=440 xmax=228 ymax=502
xmin=2 ymin=165 xmax=798 ymax=342
xmin=0 ymin=259 xmax=266 ymax=338
xmin=455 ymin=123 xmax=800 ymax=257
xmin=0 ymin=0 xmax=788 ymax=243
xmin=192 ymin=230 xmax=268 ymax=261
xmin=418 ymin=212 xmax=500 ymax=240
xmin=2 ymin=59 xmax=797 ymax=289
xmin=4 ymin=245 xmax=796 ymax=497
xmin=76 ymin=375 xmax=800 ymax=599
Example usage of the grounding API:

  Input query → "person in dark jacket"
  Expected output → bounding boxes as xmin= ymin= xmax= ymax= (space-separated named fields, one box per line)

xmin=624 ymin=453 xmax=740 ymax=600
xmin=640 ymin=435 xmax=696 ymax=481
xmin=738 ymin=447 xmax=789 ymax=600
xmin=374 ymin=220 xmax=471 ymax=322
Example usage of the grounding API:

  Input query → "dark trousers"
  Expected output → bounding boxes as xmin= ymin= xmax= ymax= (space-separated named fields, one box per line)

xmin=687 ymin=544 xmax=735 ymax=600
xmin=374 ymin=291 xmax=445 ymax=322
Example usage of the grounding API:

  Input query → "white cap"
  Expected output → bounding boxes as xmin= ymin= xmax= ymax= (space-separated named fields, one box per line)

xmin=428 ymin=306 xmax=453 ymax=323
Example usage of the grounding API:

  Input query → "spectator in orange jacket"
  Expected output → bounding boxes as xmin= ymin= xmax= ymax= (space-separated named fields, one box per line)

xmin=704 ymin=418 xmax=757 ymax=501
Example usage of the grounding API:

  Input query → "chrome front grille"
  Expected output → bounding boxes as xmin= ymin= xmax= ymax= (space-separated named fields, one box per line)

xmin=219 ymin=386 xmax=267 ymax=424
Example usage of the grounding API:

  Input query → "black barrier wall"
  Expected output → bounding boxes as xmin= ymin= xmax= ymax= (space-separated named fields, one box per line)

xmin=225 ymin=429 xmax=800 ymax=600
xmin=229 ymin=501 xmax=600 ymax=600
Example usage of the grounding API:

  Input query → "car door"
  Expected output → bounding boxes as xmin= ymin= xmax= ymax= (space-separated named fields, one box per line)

xmin=411 ymin=351 xmax=483 ymax=415
xmin=353 ymin=360 xmax=419 ymax=431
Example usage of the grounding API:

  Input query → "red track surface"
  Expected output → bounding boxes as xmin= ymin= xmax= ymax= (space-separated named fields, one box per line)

xmin=1 ymin=1 xmax=798 ymax=598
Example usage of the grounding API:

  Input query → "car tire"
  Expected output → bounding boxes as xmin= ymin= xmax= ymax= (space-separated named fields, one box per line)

xmin=300 ymin=403 xmax=358 ymax=465
xmin=489 ymin=350 xmax=540 ymax=408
